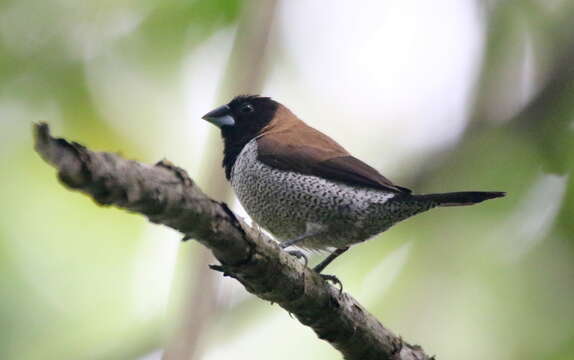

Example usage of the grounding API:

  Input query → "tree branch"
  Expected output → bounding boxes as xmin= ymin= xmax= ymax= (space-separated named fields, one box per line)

xmin=33 ymin=123 xmax=433 ymax=360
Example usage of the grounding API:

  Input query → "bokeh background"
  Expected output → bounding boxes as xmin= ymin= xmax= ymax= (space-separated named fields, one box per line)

xmin=2 ymin=0 xmax=574 ymax=359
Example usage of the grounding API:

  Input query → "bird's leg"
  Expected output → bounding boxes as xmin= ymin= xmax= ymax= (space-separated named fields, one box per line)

xmin=313 ymin=247 xmax=350 ymax=274
xmin=280 ymin=223 xmax=325 ymax=249
xmin=280 ymin=233 xmax=311 ymax=249
xmin=313 ymin=247 xmax=350 ymax=293
xmin=280 ymin=225 xmax=347 ymax=292
xmin=280 ymin=223 xmax=325 ymax=268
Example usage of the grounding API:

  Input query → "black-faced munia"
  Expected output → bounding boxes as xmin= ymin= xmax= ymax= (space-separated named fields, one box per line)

xmin=202 ymin=95 xmax=505 ymax=274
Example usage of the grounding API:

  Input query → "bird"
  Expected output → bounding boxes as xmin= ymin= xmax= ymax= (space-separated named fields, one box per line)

xmin=202 ymin=95 xmax=505 ymax=276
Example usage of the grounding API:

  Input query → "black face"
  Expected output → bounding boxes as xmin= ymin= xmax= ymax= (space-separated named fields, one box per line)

xmin=202 ymin=95 xmax=279 ymax=179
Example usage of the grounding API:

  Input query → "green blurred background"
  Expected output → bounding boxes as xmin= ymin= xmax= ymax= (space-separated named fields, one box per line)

xmin=2 ymin=0 xmax=574 ymax=359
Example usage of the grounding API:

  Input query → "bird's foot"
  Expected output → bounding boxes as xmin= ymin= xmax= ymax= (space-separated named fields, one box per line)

xmin=320 ymin=274 xmax=343 ymax=293
xmin=286 ymin=249 xmax=308 ymax=267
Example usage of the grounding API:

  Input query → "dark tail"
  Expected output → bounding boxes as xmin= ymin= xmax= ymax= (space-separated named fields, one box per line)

xmin=413 ymin=191 xmax=506 ymax=207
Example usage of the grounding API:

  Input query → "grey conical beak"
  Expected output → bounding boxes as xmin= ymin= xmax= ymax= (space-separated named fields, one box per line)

xmin=202 ymin=105 xmax=235 ymax=127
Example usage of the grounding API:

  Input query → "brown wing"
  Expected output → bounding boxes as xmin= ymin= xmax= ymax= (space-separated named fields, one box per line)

xmin=256 ymin=115 xmax=410 ymax=193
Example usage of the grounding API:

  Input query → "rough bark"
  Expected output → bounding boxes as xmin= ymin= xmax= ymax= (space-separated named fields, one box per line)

xmin=165 ymin=2 xmax=279 ymax=358
xmin=33 ymin=123 xmax=433 ymax=360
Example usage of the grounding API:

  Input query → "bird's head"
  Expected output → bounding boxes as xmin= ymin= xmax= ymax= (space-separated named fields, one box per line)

xmin=202 ymin=95 xmax=281 ymax=178
xmin=202 ymin=95 xmax=279 ymax=141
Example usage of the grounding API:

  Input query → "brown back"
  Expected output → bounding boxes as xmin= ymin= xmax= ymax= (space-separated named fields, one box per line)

xmin=256 ymin=105 xmax=410 ymax=194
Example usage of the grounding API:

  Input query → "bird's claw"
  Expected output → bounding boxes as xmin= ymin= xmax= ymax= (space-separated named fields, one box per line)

xmin=286 ymin=249 xmax=308 ymax=267
xmin=320 ymin=274 xmax=343 ymax=293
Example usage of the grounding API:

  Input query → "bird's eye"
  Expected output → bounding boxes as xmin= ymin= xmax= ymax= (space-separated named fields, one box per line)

xmin=240 ymin=104 xmax=254 ymax=113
